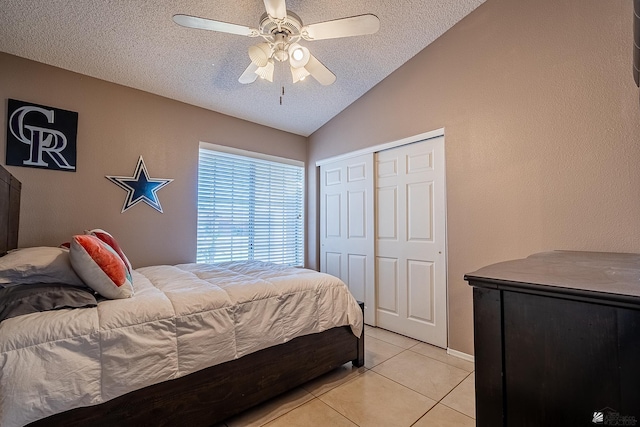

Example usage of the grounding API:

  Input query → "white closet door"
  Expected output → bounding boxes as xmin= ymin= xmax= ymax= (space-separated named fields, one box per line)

xmin=376 ymin=136 xmax=447 ymax=347
xmin=320 ymin=154 xmax=375 ymax=325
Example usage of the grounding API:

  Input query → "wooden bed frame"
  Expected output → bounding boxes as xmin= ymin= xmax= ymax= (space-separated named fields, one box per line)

xmin=31 ymin=322 xmax=364 ymax=427
xmin=0 ymin=165 xmax=364 ymax=427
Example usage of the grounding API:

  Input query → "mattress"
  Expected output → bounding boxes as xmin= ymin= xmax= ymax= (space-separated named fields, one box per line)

xmin=0 ymin=261 xmax=363 ymax=427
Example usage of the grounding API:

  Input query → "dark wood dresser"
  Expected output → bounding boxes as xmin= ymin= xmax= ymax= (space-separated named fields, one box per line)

xmin=465 ymin=251 xmax=640 ymax=427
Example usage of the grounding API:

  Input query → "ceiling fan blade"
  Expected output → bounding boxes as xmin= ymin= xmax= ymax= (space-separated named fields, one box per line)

xmin=301 ymin=14 xmax=380 ymax=40
xmin=305 ymin=54 xmax=336 ymax=85
xmin=263 ymin=0 xmax=287 ymax=20
xmin=173 ymin=14 xmax=257 ymax=37
xmin=239 ymin=63 xmax=259 ymax=84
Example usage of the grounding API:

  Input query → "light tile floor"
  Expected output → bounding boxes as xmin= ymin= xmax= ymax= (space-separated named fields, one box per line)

xmin=222 ymin=325 xmax=476 ymax=426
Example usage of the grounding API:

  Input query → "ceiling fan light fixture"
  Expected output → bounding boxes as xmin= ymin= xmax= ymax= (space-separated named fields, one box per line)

xmin=255 ymin=60 xmax=275 ymax=82
xmin=291 ymin=65 xmax=310 ymax=83
xmin=248 ymin=43 xmax=272 ymax=67
xmin=288 ymin=44 xmax=310 ymax=68
xmin=292 ymin=47 xmax=304 ymax=61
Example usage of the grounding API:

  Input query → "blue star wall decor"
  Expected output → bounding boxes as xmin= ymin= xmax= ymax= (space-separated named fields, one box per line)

xmin=106 ymin=156 xmax=173 ymax=213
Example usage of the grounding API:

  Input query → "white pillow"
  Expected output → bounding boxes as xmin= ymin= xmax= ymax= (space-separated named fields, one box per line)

xmin=0 ymin=247 xmax=85 ymax=286
xmin=69 ymin=235 xmax=133 ymax=299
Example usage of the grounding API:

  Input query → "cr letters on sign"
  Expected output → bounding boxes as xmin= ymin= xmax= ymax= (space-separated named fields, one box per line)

xmin=6 ymin=99 xmax=78 ymax=172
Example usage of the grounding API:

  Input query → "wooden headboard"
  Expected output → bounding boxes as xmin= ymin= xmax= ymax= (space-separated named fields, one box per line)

xmin=635 ymin=0 xmax=639 ymax=86
xmin=0 ymin=164 xmax=21 ymax=255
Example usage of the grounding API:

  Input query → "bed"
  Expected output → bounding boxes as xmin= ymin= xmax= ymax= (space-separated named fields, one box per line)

xmin=0 ymin=165 xmax=364 ymax=427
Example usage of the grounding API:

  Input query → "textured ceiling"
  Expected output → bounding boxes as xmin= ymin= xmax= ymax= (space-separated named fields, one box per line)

xmin=0 ymin=0 xmax=484 ymax=136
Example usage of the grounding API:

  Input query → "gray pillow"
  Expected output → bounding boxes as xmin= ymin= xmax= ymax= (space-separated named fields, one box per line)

xmin=0 ymin=284 xmax=97 ymax=322
xmin=0 ymin=247 xmax=85 ymax=286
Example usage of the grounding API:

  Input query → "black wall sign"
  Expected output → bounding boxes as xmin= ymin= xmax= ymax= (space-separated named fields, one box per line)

xmin=6 ymin=99 xmax=77 ymax=172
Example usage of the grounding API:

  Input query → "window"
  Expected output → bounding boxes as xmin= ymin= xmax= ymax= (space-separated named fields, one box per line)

xmin=197 ymin=144 xmax=304 ymax=266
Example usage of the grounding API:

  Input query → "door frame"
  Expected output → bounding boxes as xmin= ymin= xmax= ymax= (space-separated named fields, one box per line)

xmin=316 ymin=128 xmax=445 ymax=167
xmin=317 ymin=128 xmax=447 ymax=335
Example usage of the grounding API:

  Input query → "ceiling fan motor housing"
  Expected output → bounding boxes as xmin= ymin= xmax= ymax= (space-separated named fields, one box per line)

xmin=259 ymin=11 xmax=303 ymax=38
xmin=272 ymin=32 xmax=290 ymax=62
xmin=258 ymin=11 xmax=306 ymax=63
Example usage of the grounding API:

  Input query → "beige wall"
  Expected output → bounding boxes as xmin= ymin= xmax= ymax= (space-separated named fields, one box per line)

xmin=3 ymin=0 xmax=639 ymax=357
xmin=307 ymin=0 xmax=640 ymax=355
xmin=0 ymin=52 xmax=306 ymax=267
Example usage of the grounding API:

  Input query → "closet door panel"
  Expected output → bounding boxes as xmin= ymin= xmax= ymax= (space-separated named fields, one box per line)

xmin=320 ymin=153 xmax=375 ymax=324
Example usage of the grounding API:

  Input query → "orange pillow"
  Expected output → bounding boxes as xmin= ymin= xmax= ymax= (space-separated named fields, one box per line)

xmin=69 ymin=235 xmax=133 ymax=299
xmin=86 ymin=229 xmax=132 ymax=274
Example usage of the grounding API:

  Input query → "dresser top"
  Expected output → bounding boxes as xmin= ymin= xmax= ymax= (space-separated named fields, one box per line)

xmin=465 ymin=251 xmax=640 ymax=301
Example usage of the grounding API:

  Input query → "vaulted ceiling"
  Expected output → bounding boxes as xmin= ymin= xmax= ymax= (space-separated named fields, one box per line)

xmin=0 ymin=0 xmax=485 ymax=136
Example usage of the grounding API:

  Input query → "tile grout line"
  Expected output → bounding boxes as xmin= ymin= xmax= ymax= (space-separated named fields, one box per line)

xmin=237 ymin=328 xmax=475 ymax=427
xmin=370 ymin=344 xmax=473 ymax=380
xmin=366 ymin=356 xmax=449 ymax=403
xmin=286 ymin=367 xmax=371 ymax=425
xmin=366 ymin=331 xmax=474 ymax=373
xmin=438 ymin=370 xmax=473 ymax=402
xmin=436 ymin=370 xmax=476 ymax=420
xmin=404 ymin=347 xmax=475 ymax=373
xmin=366 ymin=334 xmax=477 ymax=423
xmin=316 ymin=395 xmax=367 ymax=427
xmin=258 ymin=397 xmax=360 ymax=427
xmin=305 ymin=367 xmax=367 ymax=399
xmin=438 ymin=401 xmax=477 ymax=422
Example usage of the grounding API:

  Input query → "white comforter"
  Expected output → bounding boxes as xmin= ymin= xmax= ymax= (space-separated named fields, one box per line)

xmin=0 ymin=261 xmax=363 ymax=427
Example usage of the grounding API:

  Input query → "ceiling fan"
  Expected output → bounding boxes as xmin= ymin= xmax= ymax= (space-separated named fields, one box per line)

xmin=173 ymin=0 xmax=380 ymax=86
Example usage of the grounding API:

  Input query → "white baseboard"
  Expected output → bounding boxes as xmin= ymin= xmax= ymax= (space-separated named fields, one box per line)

xmin=447 ymin=348 xmax=475 ymax=363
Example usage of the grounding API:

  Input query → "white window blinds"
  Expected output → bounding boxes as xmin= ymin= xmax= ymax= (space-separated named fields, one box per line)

xmin=197 ymin=146 xmax=304 ymax=266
